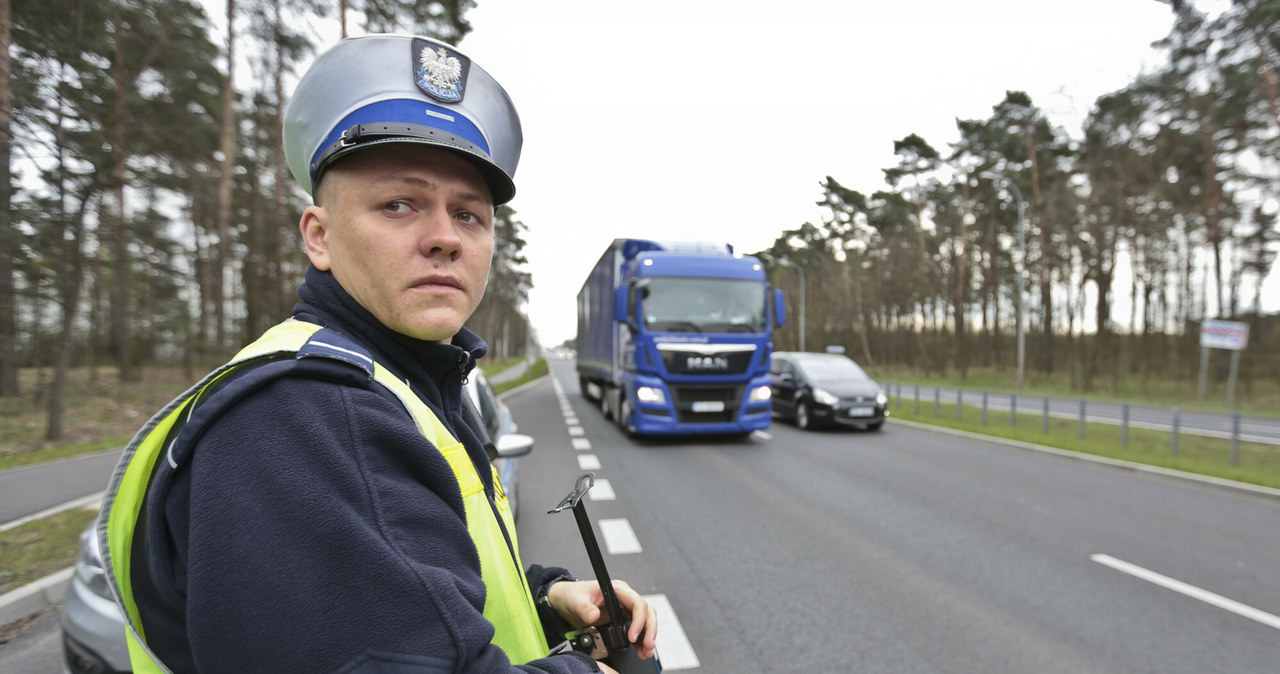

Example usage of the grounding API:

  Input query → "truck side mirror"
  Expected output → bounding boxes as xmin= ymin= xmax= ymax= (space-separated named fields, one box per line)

xmin=774 ymin=288 xmax=786 ymax=327
xmin=615 ymin=284 xmax=640 ymax=333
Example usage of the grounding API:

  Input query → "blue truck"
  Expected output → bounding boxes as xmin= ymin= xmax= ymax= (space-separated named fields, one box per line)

xmin=575 ymin=238 xmax=786 ymax=437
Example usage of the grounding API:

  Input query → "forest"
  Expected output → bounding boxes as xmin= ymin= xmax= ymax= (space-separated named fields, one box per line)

xmin=0 ymin=0 xmax=1277 ymax=445
xmin=753 ymin=0 xmax=1279 ymax=398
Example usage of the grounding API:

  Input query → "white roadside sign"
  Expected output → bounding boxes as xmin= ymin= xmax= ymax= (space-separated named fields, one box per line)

xmin=1200 ymin=320 xmax=1249 ymax=351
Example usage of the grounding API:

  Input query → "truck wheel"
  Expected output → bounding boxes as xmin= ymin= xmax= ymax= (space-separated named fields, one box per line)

xmin=600 ymin=391 xmax=613 ymax=421
xmin=796 ymin=403 xmax=812 ymax=431
xmin=618 ymin=399 xmax=635 ymax=437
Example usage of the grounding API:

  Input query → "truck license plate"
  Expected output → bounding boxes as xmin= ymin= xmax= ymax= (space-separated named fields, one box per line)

xmin=847 ymin=406 xmax=874 ymax=417
xmin=692 ymin=401 xmax=725 ymax=413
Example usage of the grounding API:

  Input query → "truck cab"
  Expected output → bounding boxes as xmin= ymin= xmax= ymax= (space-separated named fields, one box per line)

xmin=577 ymin=239 xmax=785 ymax=437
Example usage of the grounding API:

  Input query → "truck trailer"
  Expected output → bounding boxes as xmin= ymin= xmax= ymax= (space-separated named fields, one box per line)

xmin=575 ymin=238 xmax=785 ymax=437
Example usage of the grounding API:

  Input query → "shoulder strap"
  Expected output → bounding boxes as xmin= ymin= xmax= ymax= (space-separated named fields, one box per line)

xmin=163 ymin=327 xmax=377 ymax=470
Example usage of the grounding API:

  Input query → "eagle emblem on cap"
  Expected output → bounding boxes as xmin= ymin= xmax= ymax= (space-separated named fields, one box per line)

xmin=417 ymin=46 xmax=465 ymax=102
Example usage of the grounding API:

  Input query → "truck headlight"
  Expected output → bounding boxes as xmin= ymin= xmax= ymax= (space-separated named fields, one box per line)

xmin=749 ymin=385 xmax=772 ymax=403
xmin=876 ymin=391 xmax=889 ymax=406
xmin=811 ymin=387 xmax=839 ymax=406
xmin=636 ymin=386 xmax=666 ymax=404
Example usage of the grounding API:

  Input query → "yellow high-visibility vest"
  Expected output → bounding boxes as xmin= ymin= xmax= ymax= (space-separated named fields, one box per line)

xmin=99 ymin=319 xmax=547 ymax=673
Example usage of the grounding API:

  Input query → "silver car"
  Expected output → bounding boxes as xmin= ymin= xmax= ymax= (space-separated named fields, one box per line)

xmin=61 ymin=369 xmax=533 ymax=674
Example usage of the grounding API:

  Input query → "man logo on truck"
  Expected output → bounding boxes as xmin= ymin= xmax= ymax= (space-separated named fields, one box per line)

xmin=687 ymin=355 xmax=730 ymax=370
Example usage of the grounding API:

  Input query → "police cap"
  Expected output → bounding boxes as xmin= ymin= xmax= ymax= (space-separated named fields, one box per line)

xmin=284 ymin=34 xmax=522 ymax=205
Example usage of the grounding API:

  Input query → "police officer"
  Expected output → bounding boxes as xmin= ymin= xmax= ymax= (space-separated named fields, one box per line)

xmin=99 ymin=34 xmax=656 ymax=673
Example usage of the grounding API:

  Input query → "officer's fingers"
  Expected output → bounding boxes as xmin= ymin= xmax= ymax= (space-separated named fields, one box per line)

xmin=572 ymin=581 xmax=604 ymax=624
xmin=630 ymin=601 xmax=658 ymax=658
xmin=551 ymin=581 xmax=601 ymax=627
xmin=642 ymin=602 xmax=659 ymax=654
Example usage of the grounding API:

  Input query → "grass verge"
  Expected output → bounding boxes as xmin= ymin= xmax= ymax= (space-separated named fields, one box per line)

xmin=488 ymin=358 xmax=549 ymax=395
xmin=871 ymin=366 xmax=1280 ymax=419
xmin=893 ymin=400 xmax=1280 ymax=490
xmin=0 ymin=505 xmax=98 ymax=596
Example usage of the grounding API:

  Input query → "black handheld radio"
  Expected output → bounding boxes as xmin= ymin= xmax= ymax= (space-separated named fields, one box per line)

xmin=548 ymin=473 xmax=662 ymax=673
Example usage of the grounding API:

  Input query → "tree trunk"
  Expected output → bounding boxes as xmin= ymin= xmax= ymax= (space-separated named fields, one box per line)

xmin=1201 ymin=102 xmax=1225 ymax=317
xmin=272 ymin=0 xmax=289 ymax=321
xmin=47 ymin=189 xmax=94 ymax=441
xmin=0 ymin=0 xmax=17 ymax=397
xmin=111 ymin=15 xmax=134 ymax=382
xmin=214 ymin=0 xmax=237 ymax=348
xmin=955 ymin=178 xmax=971 ymax=379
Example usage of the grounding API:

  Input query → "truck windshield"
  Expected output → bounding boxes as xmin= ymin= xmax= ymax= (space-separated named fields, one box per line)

xmin=641 ymin=278 xmax=766 ymax=333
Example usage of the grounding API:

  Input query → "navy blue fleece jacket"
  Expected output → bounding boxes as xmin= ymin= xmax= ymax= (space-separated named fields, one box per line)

xmin=131 ymin=266 xmax=596 ymax=673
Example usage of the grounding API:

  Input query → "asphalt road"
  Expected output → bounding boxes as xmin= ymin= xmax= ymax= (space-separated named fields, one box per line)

xmin=0 ymin=451 xmax=119 ymax=526
xmin=5 ymin=361 xmax=1279 ymax=672
xmin=514 ymin=361 xmax=1280 ymax=673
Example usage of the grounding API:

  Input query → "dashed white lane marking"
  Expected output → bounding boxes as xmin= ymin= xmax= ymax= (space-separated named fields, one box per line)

xmin=752 ymin=430 xmax=771 ymax=440
xmin=599 ymin=518 xmax=642 ymax=554
xmin=645 ymin=593 xmax=701 ymax=670
xmin=588 ymin=478 xmax=615 ymax=501
xmin=549 ymin=374 xmax=696 ymax=668
xmin=1092 ymin=554 xmax=1280 ymax=630
xmin=568 ymin=426 xmax=585 ymax=437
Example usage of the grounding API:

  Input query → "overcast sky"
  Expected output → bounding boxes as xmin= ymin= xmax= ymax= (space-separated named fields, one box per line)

xmin=452 ymin=0 xmax=1220 ymax=347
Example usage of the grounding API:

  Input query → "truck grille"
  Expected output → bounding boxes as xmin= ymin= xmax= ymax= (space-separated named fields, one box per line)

xmin=671 ymin=385 xmax=743 ymax=423
xmin=659 ymin=348 xmax=755 ymax=375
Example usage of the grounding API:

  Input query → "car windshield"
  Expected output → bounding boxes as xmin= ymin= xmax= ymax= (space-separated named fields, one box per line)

xmin=795 ymin=356 xmax=870 ymax=383
xmin=641 ymin=277 xmax=766 ymax=333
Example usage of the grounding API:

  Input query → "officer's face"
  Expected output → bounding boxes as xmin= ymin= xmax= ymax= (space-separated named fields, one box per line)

xmin=300 ymin=145 xmax=495 ymax=343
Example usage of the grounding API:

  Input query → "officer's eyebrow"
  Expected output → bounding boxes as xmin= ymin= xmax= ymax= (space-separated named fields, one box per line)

xmin=367 ymin=173 xmax=493 ymax=209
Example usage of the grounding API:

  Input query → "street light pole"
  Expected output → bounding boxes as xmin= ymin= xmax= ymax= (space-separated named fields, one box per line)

xmin=777 ymin=258 xmax=806 ymax=352
xmin=984 ymin=173 xmax=1026 ymax=390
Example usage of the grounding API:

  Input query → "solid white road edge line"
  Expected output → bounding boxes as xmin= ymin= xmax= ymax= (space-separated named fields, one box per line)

xmin=0 ymin=491 xmax=102 ymax=533
xmin=645 ymin=593 xmax=701 ymax=670
xmin=599 ymin=518 xmax=642 ymax=554
xmin=1091 ymin=554 xmax=1280 ymax=630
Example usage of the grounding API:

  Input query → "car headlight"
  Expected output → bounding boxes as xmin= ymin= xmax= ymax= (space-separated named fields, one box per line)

xmin=636 ymin=386 xmax=666 ymax=404
xmin=876 ymin=391 xmax=888 ymax=406
xmin=811 ymin=387 xmax=839 ymax=406
xmin=749 ymin=385 xmax=772 ymax=403
xmin=75 ymin=528 xmax=113 ymax=600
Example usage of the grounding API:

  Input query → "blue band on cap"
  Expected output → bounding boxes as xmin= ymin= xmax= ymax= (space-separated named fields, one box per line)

xmin=310 ymin=98 xmax=490 ymax=172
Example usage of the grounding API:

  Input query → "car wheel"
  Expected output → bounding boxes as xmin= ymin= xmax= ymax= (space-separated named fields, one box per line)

xmin=867 ymin=420 xmax=884 ymax=431
xmin=796 ymin=403 xmax=812 ymax=430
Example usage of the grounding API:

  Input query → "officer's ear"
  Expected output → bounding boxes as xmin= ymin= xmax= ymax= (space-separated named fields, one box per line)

xmin=300 ymin=204 xmax=332 ymax=271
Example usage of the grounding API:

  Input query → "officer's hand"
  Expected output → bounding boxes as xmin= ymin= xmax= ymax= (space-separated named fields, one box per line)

xmin=547 ymin=579 xmax=658 ymax=660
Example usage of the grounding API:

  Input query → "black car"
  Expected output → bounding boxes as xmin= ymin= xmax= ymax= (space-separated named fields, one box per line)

xmin=769 ymin=351 xmax=888 ymax=431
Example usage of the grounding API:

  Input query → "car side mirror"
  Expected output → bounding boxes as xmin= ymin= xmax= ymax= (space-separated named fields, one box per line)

xmin=494 ymin=433 xmax=534 ymax=458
